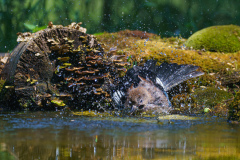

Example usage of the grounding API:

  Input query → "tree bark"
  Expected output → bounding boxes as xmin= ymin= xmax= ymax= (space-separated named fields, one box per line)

xmin=1 ymin=24 xmax=127 ymax=110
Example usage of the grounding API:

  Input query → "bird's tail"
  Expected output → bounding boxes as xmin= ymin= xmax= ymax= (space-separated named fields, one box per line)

xmin=155 ymin=62 xmax=204 ymax=91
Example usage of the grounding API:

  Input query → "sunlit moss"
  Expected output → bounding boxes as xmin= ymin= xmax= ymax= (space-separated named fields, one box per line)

xmin=51 ymin=99 xmax=66 ymax=107
xmin=97 ymin=31 xmax=240 ymax=91
xmin=185 ymin=25 xmax=240 ymax=53
xmin=93 ymin=32 xmax=105 ymax=36
xmin=96 ymin=31 xmax=240 ymax=117
xmin=157 ymin=115 xmax=199 ymax=121
xmin=73 ymin=111 xmax=113 ymax=117
xmin=97 ymin=31 xmax=240 ymax=74
xmin=72 ymin=111 xmax=201 ymax=124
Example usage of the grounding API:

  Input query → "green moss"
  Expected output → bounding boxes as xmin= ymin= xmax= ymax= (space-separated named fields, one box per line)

xmin=171 ymin=93 xmax=197 ymax=114
xmin=93 ymin=32 xmax=105 ymax=36
xmin=95 ymin=31 xmax=240 ymax=116
xmin=193 ymin=156 xmax=239 ymax=160
xmin=0 ymin=79 xmax=7 ymax=104
xmin=162 ymin=36 xmax=186 ymax=46
xmin=95 ymin=32 xmax=118 ymax=47
xmin=100 ymin=33 xmax=239 ymax=74
xmin=193 ymin=87 xmax=233 ymax=107
xmin=96 ymin=30 xmax=240 ymax=82
xmin=18 ymin=98 xmax=32 ymax=108
xmin=51 ymin=99 xmax=66 ymax=107
xmin=185 ymin=25 xmax=240 ymax=53
xmin=157 ymin=115 xmax=199 ymax=121
xmin=0 ymin=79 xmax=6 ymax=92
xmin=197 ymin=74 xmax=216 ymax=87
xmin=73 ymin=111 xmax=113 ymax=117
xmin=228 ymin=91 xmax=240 ymax=122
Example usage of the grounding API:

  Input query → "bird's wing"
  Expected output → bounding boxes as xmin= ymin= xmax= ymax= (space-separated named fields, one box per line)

xmin=155 ymin=63 xmax=204 ymax=91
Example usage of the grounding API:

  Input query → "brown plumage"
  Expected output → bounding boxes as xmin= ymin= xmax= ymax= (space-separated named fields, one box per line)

xmin=112 ymin=60 xmax=204 ymax=114
xmin=126 ymin=76 xmax=171 ymax=114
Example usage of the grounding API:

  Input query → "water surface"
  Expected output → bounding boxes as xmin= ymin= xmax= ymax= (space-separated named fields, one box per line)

xmin=0 ymin=112 xmax=239 ymax=160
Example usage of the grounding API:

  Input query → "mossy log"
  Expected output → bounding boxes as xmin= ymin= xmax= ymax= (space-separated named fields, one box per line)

xmin=1 ymin=22 xmax=127 ymax=110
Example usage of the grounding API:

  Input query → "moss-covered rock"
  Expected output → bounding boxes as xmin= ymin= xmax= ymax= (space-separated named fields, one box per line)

xmin=96 ymin=31 xmax=240 ymax=116
xmin=185 ymin=25 xmax=240 ymax=53
xmin=171 ymin=93 xmax=197 ymax=114
xmin=228 ymin=91 xmax=240 ymax=122
xmin=170 ymin=87 xmax=232 ymax=116
xmin=193 ymin=87 xmax=233 ymax=107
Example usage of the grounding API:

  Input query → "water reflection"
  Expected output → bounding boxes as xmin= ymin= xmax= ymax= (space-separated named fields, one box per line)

xmin=0 ymin=112 xmax=239 ymax=159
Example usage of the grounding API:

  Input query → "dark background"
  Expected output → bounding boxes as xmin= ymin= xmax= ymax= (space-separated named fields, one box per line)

xmin=0 ymin=0 xmax=239 ymax=52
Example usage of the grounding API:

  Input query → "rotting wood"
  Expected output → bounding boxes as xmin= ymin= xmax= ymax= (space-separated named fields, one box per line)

xmin=0 ymin=22 xmax=129 ymax=110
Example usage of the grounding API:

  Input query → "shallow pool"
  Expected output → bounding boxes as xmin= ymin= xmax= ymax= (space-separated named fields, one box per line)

xmin=0 ymin=112 xmax=239 ymax=160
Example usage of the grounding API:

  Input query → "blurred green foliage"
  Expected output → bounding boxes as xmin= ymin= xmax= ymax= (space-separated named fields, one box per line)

xmin=0 ymin=0 xmax=240 ymax=52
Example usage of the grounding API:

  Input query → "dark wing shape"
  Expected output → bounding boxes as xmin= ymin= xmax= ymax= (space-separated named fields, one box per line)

xmin=111 ymin=60 xmax=204 ymax=107
xmin=112 ymin=90 xmax=126 ymax=107
xmin=155 ymin=63 xmax=204 ymax=91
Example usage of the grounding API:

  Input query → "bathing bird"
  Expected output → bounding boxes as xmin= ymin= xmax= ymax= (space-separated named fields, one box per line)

xmin=112 ymin=60 xmax=204 ymax=114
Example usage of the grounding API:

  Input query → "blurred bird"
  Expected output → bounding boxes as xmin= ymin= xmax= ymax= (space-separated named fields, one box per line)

xmin=112 ymin=60 xmax=204 ymax=114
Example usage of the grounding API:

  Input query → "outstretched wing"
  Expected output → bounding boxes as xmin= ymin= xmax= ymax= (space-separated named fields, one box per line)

xmin=155 ymin=63 xmax=204 ymax=91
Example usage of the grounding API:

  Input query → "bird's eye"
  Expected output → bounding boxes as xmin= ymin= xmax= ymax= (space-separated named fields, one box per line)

xmin=138 ymin=105 xmax=144 ymax=109
xmin=140 ymin=100 xmax=143 ymax=103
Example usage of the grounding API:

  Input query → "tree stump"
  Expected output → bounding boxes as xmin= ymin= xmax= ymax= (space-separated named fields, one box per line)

xmin=1 ymin=22 xmax=128 ymax=110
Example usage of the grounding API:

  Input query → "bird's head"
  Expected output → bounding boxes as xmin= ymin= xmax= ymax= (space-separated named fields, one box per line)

xmin=127 ymin=85 xmax=153 ymax=111
xmin=125 ymin=75 xmax=170 ymax=114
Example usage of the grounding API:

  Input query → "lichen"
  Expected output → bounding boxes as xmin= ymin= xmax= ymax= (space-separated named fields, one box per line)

xmin=185 ymin=25 xmax=240 ymax=53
